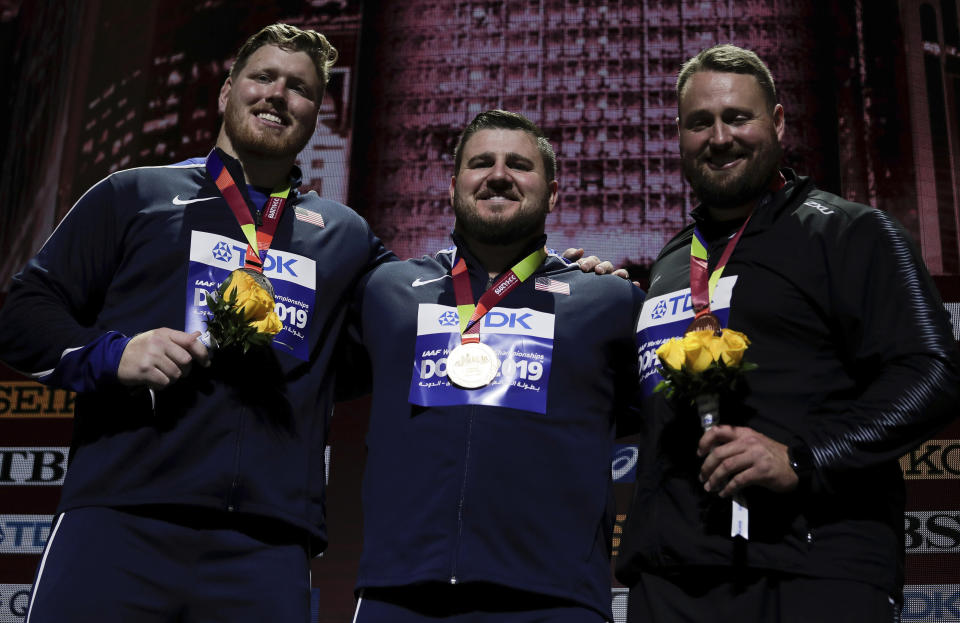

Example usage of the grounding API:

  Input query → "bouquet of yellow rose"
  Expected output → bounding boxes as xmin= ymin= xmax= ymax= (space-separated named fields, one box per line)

xmin=203 ymin=268 xmax=283 ymax=353
xmin=653 ymin=328 xmax=756 ymax=404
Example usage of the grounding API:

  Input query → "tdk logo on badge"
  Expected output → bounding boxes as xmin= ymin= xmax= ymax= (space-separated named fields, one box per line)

xmin=484 ymin=311 xmax=533 ymax=330
xmin=211 ymin=241 xmax=233 ymax=262
xmin=639 ymin=276 xmax=738 ymax=331
xmin=190 ymin=231 xmax=316 ymax=289
xmin=418 ymin=303 xmax=554 ymax=339
xmin=438 ymin=311 xmax=459 ymax=327
xmin=437 ymin=310 xmax=536 ymax=331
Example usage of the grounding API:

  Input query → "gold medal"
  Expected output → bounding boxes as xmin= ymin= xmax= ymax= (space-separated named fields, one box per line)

xmin=447 ymin=342 xmax=500 ymax=389
xmin=237 ymin=267 xmax=275 ymax=299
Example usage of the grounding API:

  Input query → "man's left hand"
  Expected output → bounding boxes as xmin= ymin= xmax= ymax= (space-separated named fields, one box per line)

xmin=562 ymin=247 xmax=630 ymax=280
xmin=697 ymin=425 xmax=798 ymax=497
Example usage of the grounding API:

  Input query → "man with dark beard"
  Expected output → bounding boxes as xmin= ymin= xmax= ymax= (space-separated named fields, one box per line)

xmin=0 ymin=24 xmax=392 ymax=622
xmin=615 ymin=44 xmax=960 ymax=622
xmin=347 ymin=110 xmax=643 ymax=622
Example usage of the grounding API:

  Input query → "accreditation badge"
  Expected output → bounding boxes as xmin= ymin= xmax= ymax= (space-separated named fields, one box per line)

xmin=636 ymin=275 xmax=738 ymax=397
xmin=184 ymin=230 xmax=316 ymax=361
xmin=409 ymin=303 xmax=555 ymax=414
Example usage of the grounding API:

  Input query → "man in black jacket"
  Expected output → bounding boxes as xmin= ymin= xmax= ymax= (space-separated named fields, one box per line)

xmin=615 ymin=44 xmax=960 ymax=622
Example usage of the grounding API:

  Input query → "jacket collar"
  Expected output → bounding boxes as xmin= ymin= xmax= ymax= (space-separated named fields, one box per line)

xmin=448 ymin=231 xmax=551 ymax=279
xmin=209 ymin=147 xmax=303 ymax=200
xmin=689 ymin=168 xmax=814 ymax=235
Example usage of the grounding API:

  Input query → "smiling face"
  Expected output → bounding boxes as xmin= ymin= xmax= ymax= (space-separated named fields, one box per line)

xmin=217 ymin=44 xmax=322 ymax=162
xmin=678 ymin=70 xmax=784 ymax=219
xmin=449 ymin=128 xmax=558 ymax=245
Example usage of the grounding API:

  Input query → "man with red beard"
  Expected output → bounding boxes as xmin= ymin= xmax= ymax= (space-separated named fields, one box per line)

xmin=348 ymin=110 xmax=643 ymax=622
xmin=616 ymin=44 xmax=960 ymax=622
xmin=0 ymin=24 xmax=391 ymax=622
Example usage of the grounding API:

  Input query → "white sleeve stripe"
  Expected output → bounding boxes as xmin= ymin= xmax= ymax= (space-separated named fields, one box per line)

xmin=30 ymin=345 xmax=85 ymax=380
xmin=25 ymin=512 xmax=66 ymax=623
xmin=351 ymin=592 xmax=364 ymax=623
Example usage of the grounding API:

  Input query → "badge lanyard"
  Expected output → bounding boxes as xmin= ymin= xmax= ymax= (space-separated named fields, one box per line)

xmin=689 ymin=174 xmax=785 ymax=319
xmin=688 ymin=216 xmax=752 ymax=319
xmin=205 ymin=149 xmax=291 ymax=272
xmin=450 ymin=248 xmax=547 ymax=344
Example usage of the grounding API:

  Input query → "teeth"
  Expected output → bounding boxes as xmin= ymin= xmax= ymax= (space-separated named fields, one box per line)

xmin=257 ymin=112 xmax=282 ymax=124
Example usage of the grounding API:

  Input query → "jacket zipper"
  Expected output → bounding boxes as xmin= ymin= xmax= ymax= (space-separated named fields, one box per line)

xmin=450 ymin=406 xmax=476 ymax=584
xmin=226 ymin=407 xmax=246 ymax=512
xmin=450 ymin=271 xmax=490 ymax=582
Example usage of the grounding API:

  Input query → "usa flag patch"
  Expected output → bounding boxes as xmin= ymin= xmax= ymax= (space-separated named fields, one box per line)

xmin=295 ymin=207 xmax=325 ymax=228
xmin=535 ymin=277 xmax=570 ymax=295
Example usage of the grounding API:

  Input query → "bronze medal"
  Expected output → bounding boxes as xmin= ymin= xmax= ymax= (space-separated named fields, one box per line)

xmin=686 ymin=311 xmax=722 ymax=336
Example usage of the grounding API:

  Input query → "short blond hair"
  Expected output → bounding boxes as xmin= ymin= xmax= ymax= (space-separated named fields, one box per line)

xmin=230 ymin=23 xmax=338 ymax=91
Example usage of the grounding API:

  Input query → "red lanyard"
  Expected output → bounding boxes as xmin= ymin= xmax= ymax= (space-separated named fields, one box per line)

xmin=450 ymin=248 xmax=547 ymax=343
xmin=689 ymin=173 xmax=785 ymax=315
xmin=205 ymin=149 xmax=291 ymax=272
xmin=689 ymin=216 xmax=752 ymax=315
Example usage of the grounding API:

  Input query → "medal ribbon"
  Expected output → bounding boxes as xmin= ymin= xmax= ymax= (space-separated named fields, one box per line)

xmin=451 ymin=248 xmax=547 ymax=344
xmin=690 ymin=174 xmax=786 ymax=315
xmin=689 ymin=216 xmax=752 ymax=315
xmin=206 ymin=149 xmax=291 ymax=272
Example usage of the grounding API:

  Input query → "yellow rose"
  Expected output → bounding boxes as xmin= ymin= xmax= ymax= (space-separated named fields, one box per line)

xmin=692 ymin=330 xmax=726 ymax=361
xmin=656 ymin=338 xmax=685 ymax=371
xmin=719 ymin=328 xmax=749 ymax=366
xmin=682 ymin=332 xmax=715 ymax=373
xmin=228 ymin=272 xmax=275 ymax=321
xmin=250 ymin=311 xmax=283 ymax=335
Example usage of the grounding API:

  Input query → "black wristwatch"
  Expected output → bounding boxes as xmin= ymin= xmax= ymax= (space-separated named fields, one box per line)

xmin=787 ymin=442 xmax=814 ymax=488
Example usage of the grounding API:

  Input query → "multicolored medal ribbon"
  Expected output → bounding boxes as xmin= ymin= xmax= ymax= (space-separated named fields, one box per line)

xmin=199 ymin=149 xmax=291 ymax=352
xmin=205 ymin=148 xmax=291 ymax=274
xmin=447 ymin=247 xmax=547 ymax=389
xmin=688 ymin=173 xmax=785 ymax=335
xmin=688 ymin=216 xmax=751 ymax=335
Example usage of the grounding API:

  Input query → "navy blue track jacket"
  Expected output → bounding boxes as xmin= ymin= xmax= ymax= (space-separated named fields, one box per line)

xmin=352 ymin=236 xmax=643 ymax=619
xmin=0 ymin=150 xmax=392 ymax=551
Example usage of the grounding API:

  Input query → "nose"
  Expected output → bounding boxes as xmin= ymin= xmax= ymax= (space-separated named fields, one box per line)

xmin=708 ymin=121 xmax=732 ymax=149
xmin=264 ymin=79 xmax=288 ymax=106
xmin=485 ymin=160 xmax=513 ymax=192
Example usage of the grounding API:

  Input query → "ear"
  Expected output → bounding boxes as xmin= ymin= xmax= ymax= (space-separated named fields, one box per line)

xmin=218 ymin=78 xmax=232 ymax=115
xmin=546 ymin=179 xmax=558 ymax=213
xmin=773 ymin=104 xmax=785 ymax=142
xmin=449 ymin=175 xmax=457 ymax=207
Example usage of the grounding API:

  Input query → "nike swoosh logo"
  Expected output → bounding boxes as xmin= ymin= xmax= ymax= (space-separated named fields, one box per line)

xmin=172 ymin=195 xmax=218 ymax=205
xmin=412 ymin=275 xmax=451 ymax=287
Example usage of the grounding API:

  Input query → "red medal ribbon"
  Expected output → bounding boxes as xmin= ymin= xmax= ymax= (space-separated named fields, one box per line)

xmin=206 ymin=149 xmax=291 ymax=273
xmin=450 ymin=248 xmax=547 ymax=344
xmin=689 ymin=173 xmax=785 ymax=316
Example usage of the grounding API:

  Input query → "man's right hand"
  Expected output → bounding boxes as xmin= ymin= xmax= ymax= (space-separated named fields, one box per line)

xmin=118 ymin=329 xmax=210 ymax=390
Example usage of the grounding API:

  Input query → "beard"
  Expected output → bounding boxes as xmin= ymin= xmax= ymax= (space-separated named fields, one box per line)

xmin=452 ymin=190 xmax=550 ymax=245
xmin=222 ymin=99 xmax=314 ymax=160
xmin=683 ymin=136 xmax=783 ymax=211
